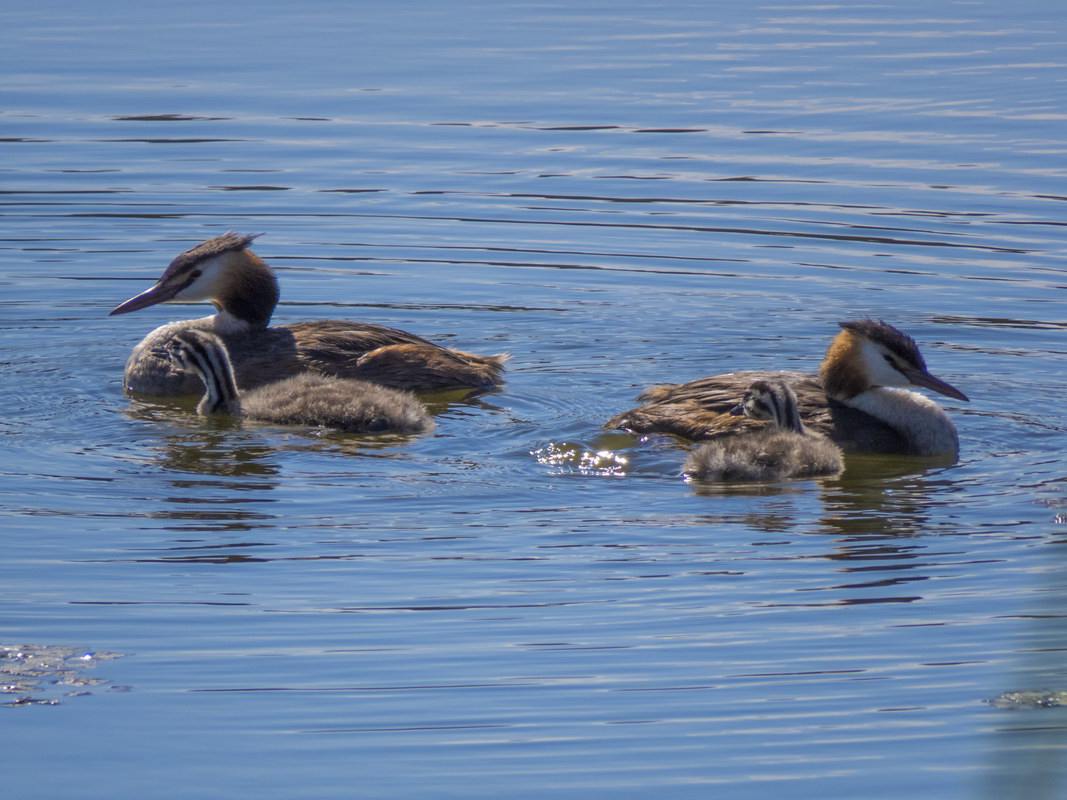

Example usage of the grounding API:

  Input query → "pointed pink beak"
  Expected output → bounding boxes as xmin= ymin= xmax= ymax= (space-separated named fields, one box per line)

xmin=902 ymin=367 xmax=969 ymax=402
xmin=109 ymin=281 xmax=182 ymax=316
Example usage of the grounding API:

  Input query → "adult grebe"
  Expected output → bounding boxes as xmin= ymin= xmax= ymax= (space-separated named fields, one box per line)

xmin=608 ymin=319 xmax=968 ymax=456
xmin=684 ymin=380 xmax=844 ymax=481
xmin=158 ymin=329 xmax=434 ymax=434
xmin=111 ymin=233 xmax=507 ymax=396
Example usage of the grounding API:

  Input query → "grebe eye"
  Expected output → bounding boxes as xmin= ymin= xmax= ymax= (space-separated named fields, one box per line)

xmin=190 ymin=269 xmax=202 ymax=279
xmin=883 ymin=354 xmax=895 ymax=364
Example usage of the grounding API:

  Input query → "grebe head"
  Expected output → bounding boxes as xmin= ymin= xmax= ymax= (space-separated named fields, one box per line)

xmin=821 ymin=319 xmax=968 ymax=402
xmin=731 ymin=380 xmax=805 ymax=433
xmin=109 ymin=233 xmax=277 ymax=328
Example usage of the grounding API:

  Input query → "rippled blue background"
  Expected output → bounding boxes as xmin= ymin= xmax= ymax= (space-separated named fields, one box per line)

xmin=3 ymin=1 xmax=1067 ymax=797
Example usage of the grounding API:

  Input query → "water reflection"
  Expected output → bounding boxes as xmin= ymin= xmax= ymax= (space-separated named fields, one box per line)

xmin=123 ymin=391 xmax=475 ymax=478
xmin=681 ymin=448 xmax=973 ymax=609
xmin=819 ymin=454 xmax=957 ymax=539
xmin=114 ymin=393 xmax=482 ymax=563
xmin=151 ymin=435 xmax=282 ymax=480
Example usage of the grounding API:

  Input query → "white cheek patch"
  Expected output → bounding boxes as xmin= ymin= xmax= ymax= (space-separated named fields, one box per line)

xmin=173 ymin=254 xmax=225 ymax=301
xmin=860 ymin=340 xmax=911 ymax=388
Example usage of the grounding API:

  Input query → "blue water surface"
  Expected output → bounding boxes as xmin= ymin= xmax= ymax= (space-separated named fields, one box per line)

xmin=3 ymin=1 xmax=1067 ymax=798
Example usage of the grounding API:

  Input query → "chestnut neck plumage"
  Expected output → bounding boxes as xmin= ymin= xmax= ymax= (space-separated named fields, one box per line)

xmin=819 ymin=328 xmax=872 ymax=401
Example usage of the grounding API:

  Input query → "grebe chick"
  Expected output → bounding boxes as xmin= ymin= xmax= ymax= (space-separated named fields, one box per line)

xmin=111 ymin=232 xmax=508 ymax=396
xmin=607 ymin=319 xmax=968 ymax=457
xmin=684 ymin=380 xmax=843 ymax=481
xmin=160 ymin=329 xmax=435 ymax=434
